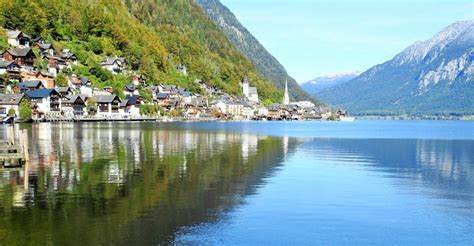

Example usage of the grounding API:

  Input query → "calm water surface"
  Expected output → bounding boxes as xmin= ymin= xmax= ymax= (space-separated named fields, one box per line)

xmin=0 ymin=121 xmax=473 ymax=245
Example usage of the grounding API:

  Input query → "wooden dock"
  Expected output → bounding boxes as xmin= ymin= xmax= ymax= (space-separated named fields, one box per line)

xmin=0 ymin=126 xmax=29 ymax=168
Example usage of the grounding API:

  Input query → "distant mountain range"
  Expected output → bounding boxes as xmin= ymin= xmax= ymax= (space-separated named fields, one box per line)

xmin=318 ymin=20 xmax=474 ymax=116
xmin=301 ymin=72 xmax=360 ymax=95
xmin=195 ymin=0 xmax=323 ymax=105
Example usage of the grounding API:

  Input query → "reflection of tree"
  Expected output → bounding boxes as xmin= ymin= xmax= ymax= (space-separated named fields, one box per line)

xmin=0 ymin=123 xmax=299 ymax=245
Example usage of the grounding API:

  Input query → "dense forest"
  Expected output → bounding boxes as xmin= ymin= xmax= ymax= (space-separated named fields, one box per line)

xmin=0 ymin=0 xmax=282 ymax=102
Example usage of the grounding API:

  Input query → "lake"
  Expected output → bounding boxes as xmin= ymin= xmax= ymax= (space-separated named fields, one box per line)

xmin=0 ymin=121 xmax=473 ymax=245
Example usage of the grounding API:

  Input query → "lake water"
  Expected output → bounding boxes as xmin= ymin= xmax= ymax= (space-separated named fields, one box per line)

xmin=0 ymin=121 xmax=473 ymax=245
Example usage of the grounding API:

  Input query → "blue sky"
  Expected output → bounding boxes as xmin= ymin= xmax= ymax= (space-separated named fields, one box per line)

xmin=220 ymin=0 xmax=474 ymax=83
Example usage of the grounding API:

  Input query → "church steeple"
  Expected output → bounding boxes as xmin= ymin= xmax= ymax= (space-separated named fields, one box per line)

xmin=283 ymin=79 xmax=290 ymax=105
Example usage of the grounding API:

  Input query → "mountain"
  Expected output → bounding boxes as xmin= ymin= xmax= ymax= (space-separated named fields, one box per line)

xmin=301 ymin=72 xmax=359 ymax=95
xmin=319 ymin=20 xmax=474 ymax=116
xmin=195 ymin=0 xmax=323 ymax=105
xmin=0 ymin=0 xmax=281 ymax=101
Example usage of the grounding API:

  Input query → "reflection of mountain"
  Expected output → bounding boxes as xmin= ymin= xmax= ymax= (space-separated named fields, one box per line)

xmin=0 ymin=123 xmax=299 ymax=245
xmin=304 ymin=138 xmax=474 ymax=202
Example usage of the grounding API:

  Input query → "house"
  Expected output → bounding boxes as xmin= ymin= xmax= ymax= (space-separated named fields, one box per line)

xmin=156 ymin=93 xmax=171 ymax=107
xmin=131 ymin=74 xmax=146 ymax=86
xmin=158 ymin=84 xmax=178 ymax=94
xmin=242 ymin=104 xmax=255 ymax=119
xmin=67 ymin=76 xmax=93 ymax=96
xmin=37 ymin=43 xmax=54 ymax=56
xmin=0 ymin=60 xmax=21 ymax=81
xmin=211 ymin=99 xmax=243 ymax=116
xmin=120 ymin=95 xmax=142 ymax=118
xmin=21 ymin=71 xmax=55 ymax=88
xmin=93 ymin=95 xmax=121 ymax=117
xmin=33 ymin=36 xmax=45 ymax=45
xmin=61 ymin=95 xmax=86 ymax=118
xmin=0 ymin=94 xmax=29 ymax=119
xmin=257 ymin=106 xmax=269 ymax=117
xmin=1 ymin=48 xmax=36 ymax=69
xmin=56 ymin=87 xmax=73 ymax=98
xmin=179 ymin=90 xmax=193 ymax=104
xmin=79 ymin=78 xmax=93 ymax=96
xmin=15 ymin=80 xmax=44 ymax=93
xmin=60 ymin=49 xmax=78 ymax=65
xmin=123 ymin=84 xmax=139 ymax=96
xmin=101 ymin=57 xmax=126 ymax=74
xmin=45 ymin=55 xmax=66 ymax=76
xmin=183 ymin=103 xmax=202 ymax=118
xmin=268 ymin=105 xmax=282 ymax=119
xmin=25 ymin=89 xmax=61 ymax=116
xmin=6 ymin=30 xmax=30 ymax=47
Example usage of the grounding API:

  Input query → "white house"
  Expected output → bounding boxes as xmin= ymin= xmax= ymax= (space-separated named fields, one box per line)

xmin=123 ymin=84 xmax=140 ymax=96
xmin=211 ymin=99 xmax=243 ymax=116
xmin=6 ymin=30 xmax=30 ymax=47
xmin=257 ymin=106 xmax=269 ymax=117
xmin=101 ymin=57 xmax=126 ymax=74
xmin=61 ymin=95 xmax=86 ymax=118
xmin=25 ymin=89 xmax=61 ymax=115
xmin=0 ymin=60 xmax=20 ymax=75
xmin=0 ymin=94 xmax=28 ymax=119
xmin=242 ymin=104 xmax=255 ymax=119
xmin=119 ymin=95 xmax=142 ymax=118
xmin=93 ymin=95 xmax=121 ymax=118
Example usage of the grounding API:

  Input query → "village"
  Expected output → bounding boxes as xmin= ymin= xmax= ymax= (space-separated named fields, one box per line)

xmin=0 ymin=29 xmax=345 ymax=123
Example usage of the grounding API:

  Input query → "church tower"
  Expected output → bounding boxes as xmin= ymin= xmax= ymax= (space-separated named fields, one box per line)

xmin=241 ymin=78 xmax=249 ymax=97
xmin=283 ymin=79 xmax=290 ymax=105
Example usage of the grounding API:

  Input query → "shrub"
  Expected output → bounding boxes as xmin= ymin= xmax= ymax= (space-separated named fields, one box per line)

xmin=19 ymin=100 xmax=32 ymax=122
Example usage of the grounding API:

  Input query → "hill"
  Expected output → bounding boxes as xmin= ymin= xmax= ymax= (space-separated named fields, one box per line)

xmin=0 ymin=0 xmax=282 ymax=101
xmin=319 ymin=20 xmax=474 ymax=116
xmin=195 ymin=0 xmax=323 ymax=105
xmin=301 ymin=72 xmax=359 ymax=95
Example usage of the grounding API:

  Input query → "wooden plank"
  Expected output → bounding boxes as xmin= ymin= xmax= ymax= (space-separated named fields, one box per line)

xmin=0 ymin=145 xmax=22 ymax=151
xmin=0 ymin=153 xmax=24 ymax=160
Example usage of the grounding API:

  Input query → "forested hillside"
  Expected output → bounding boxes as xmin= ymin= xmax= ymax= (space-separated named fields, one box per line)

xmin=0 ymin=0 xmax=282 ymax=101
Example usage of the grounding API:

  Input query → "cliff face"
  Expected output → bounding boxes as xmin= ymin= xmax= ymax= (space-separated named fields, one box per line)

xmin=195 ymin=0 xmax=324 ymax=105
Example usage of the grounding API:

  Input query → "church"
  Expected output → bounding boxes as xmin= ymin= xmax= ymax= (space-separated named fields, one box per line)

xmin=241 ymin=78 xmax=259 ymax=103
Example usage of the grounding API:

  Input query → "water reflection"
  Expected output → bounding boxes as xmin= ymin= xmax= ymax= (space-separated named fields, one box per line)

xmin=0 ymin=122 xmax=473 ymax=245
xmin=304 ymin=138 xmax=474 ymax=203
xmin=0 ymin=123 xmax=297 ymax=245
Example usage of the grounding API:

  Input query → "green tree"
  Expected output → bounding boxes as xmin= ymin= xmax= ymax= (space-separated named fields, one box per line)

xmin=19 ymin=100 xmax=32 ymax=122
xmin=262 ymin=99 xmax=273 ymax=107
xmin=7 ymin=108 xmax=15 ymax=117
xmin=54 ymin=73 xmax=68 ymax=87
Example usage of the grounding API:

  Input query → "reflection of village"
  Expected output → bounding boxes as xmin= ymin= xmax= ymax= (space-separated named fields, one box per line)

xmin=0 ymin=123 xmax=292 ymax=208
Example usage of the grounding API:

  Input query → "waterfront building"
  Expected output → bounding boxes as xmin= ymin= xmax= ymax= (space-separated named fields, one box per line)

xmin=25 ymin=89 xmax=61 ymax=117
xmin=93 ymin=95 xmax=121 ymax=118
xmin=0 ymin=93 xmax=29 ymax=118
xmin=61 ymin=95 xmax=86 ymax=117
